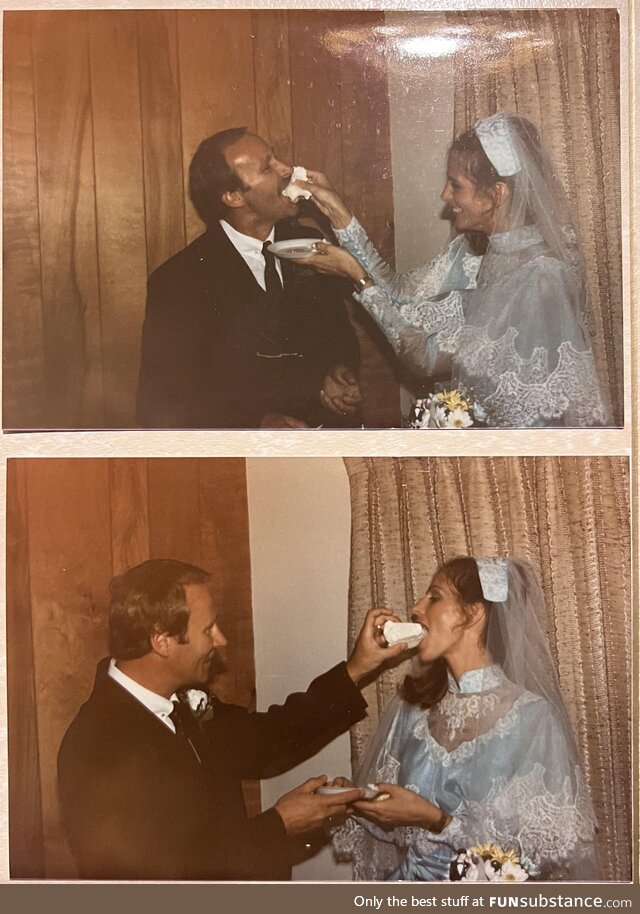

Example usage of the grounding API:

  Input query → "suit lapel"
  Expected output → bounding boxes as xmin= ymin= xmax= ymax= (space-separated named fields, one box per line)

xmin=93 ymin=662 xmax=204 ymax=770
xmin=203 ymin=223 xmax=269 ymax=309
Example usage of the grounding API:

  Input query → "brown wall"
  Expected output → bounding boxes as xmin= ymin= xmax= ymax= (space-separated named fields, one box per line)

xmin=6 ymin=457 xmax=256 ymax=878
xmin=3 ymin=10 xmax=400 ymax=431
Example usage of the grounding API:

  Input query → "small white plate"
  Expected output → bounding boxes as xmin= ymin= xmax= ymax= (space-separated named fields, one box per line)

xmin=268 ymin=238 xmax=320 ymax=260
xmin=316 ymin=785 xmax=379 ymax=800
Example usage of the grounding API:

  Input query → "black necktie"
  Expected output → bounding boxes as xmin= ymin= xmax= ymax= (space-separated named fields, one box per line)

xmin=262 ymin=241 xmax=283 ymax=299
xmin=170 ymin=700 xmax=203 ymax=763
xmin=260 ymin=241 xmax=286 ymax=350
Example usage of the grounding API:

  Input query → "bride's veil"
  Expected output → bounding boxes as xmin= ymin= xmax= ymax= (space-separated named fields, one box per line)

xmin=473 ymin=113 xmax=587 ymax=326
xmin=449 ymin=112 xmax=611 ymax=425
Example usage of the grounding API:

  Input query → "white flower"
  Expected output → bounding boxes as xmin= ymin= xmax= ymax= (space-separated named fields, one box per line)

xmin=184 ymin=689 xmax=209 ymax=715
xmin=444 ymin=407 xmax=473 ymax=429
xmin=492 ymin=860 xmax=529 ymax=883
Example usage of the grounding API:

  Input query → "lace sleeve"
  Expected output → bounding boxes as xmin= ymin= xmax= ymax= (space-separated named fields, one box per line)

xmin=336 ymin=217 xmax=452 ymax=303
xmin=335 ymin=218 xmax=466 ymax=377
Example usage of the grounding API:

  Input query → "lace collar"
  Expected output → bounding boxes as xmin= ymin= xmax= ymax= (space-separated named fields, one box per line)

xmin=489 ymin=224 xmax=544 ymax=254
xmin=447 ymin=664 xmax=507 ymax=694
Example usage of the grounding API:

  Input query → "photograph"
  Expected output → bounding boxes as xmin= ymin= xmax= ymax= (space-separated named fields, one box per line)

xmin=2 ymin=9 xmax=624 ymax=431
xmin=5 ymin=456 xmax=631 ymax=883
xmin=1 ymin=1 xmax=635 ymax=905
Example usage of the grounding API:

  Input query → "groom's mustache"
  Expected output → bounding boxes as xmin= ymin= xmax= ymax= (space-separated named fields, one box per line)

xmin=206 ymin=651 xmax=228 ymax=677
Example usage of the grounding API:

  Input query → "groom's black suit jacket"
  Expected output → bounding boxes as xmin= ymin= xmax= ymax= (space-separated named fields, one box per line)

xmin=136 ymin=219 xmax=359 ymax=428
xmin=57 ymin=659 xmax=366 ymax=880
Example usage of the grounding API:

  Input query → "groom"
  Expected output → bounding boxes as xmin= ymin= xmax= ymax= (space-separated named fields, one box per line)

xmin=136 ymin=128 xmax=361 ymax=429
xmin=57 ymin=559 xmax=405 ymax=880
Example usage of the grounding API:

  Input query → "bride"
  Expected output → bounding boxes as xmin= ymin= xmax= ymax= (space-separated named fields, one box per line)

xmin=331 ymin=556 xmax=598 ymax=881
xmin=296 ymin=113 xmax=610 ymax=428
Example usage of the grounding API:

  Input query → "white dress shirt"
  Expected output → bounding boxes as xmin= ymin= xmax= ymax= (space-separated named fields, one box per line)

xmin=108 ymin=658 xmax=177 ymax=733
xmin=219 ymin=220 xmax=283 ymax=290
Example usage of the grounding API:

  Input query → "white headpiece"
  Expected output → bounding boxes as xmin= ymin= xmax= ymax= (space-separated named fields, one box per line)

xmin=474 ymin=113 xmax=521 ymax=176
xmin=475 ymin=556 xmax=509 ymax=602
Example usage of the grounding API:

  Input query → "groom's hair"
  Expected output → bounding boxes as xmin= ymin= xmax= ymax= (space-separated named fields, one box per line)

xmin=189 ymin=127 xmax=250 ymax=225
xmin=108 ymin=559 xmax=212 ymax=660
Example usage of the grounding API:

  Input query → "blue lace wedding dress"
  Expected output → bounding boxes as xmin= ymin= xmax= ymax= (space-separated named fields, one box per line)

xmin=334 ymin=665 xmax=597 ymax=881
xmin=336 ymin=218 xmax=609 ymax=428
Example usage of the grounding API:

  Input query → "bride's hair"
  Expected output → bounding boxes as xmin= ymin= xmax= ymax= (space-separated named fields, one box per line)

xmin=401 ymin=556 xmax=493 ymax=709
xmin=449 ymin=129 xmax=502 ymax=189
xmin=450 ymin=115 xmax=545 ymax=187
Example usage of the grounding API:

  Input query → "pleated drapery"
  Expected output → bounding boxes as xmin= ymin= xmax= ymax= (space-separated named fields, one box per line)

xmin=447 ymin=9 xmax=622 ymax=426
xmin=344 ymin=457 xmax=631 ymax=881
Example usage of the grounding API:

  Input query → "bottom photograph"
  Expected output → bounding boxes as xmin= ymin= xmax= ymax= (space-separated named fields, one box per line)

xmin=6 ymin=456 xmax=631 ymax=883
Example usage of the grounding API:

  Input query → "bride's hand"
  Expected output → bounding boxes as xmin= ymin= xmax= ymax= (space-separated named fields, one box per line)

xmin=328 ymin=776 xmax=354 ymax=788
xmin=295 ymin=170 xmax=353 ymax=229
xmin=353 ymin=784 xmax=449 ymax=831
xmin=298 ymin=243 xmax=368 ymax=282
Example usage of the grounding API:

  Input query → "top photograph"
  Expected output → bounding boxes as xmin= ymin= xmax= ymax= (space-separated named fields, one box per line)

xmin=3 ymin=8 xmax=624 ymax=431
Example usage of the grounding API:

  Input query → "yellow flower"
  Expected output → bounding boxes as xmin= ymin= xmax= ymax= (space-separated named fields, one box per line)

xmin=470 ymin=844 xmax=519 ymax=866
xmin=471 ymin=843 xmax=502 ymax=860
xmin=437 ymin=389 xmax=469 ymax=412
xmin=494 ymin=848 xmax=520 ymax=866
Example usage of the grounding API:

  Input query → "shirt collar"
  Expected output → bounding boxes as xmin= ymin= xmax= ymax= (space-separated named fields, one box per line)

xmin=219 ymin=219 xmax=275 ymax=255
xmin=447 ymin=663 xmax=507 ymax=694
xmin=108 ymin=658 xmax=175 ymax=718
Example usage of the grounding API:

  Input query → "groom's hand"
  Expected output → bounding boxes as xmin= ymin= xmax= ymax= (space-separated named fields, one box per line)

xmin=346 ymin=608 xmax=407 ymax=686
xmin=321 ymin=364 xmax=361 ymax=416
xmin=274 ymin=775 xmax=364 ymax=835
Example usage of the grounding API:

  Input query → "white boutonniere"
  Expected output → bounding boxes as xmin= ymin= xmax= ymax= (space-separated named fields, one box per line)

xmin=178 ymin=688 xmax=214 ymax=722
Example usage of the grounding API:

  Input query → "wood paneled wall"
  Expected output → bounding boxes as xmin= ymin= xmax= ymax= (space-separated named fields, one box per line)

xmin=6 ymin=458 xmax=256 ymax=878
xmin=3 ymin=10 xmax=400 ymax=430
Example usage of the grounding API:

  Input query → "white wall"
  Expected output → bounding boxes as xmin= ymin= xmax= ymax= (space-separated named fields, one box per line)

xmin=387 ymin=10 xmax=455 ymax=272
xmin=386 ymin=12 xmax=456 ymax=416
xmin=246 ymin=457 xmax=353 ymax=881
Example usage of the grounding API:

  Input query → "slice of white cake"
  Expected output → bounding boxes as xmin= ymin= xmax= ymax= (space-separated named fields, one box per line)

xmin=383 ymin=620 xmax=426 ymax=649
xmin=282 ymin=165 xmax=312 ymax=201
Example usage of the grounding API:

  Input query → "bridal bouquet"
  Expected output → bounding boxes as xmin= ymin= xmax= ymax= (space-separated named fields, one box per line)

xmin=408 ymin=389 xmax=486 ymax=429
xmin=448 ymin=844 xmax=536 ymax=883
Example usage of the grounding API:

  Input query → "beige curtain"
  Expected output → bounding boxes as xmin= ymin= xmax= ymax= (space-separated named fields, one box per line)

xmin=344 ymin=456 xmax=630 ymax=881
xmin=447 ymin=10 xmax=622 ymax=425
